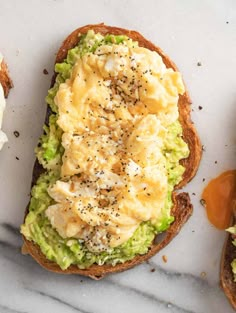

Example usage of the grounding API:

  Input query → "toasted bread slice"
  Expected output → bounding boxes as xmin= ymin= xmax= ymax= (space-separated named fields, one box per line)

xmin=221 ymin=221 xmax=236 ymax=310
xmin=0 ymin=58 xmax=13 ymax=97
xmin=22 ymin=23 xmax=202 ymax=279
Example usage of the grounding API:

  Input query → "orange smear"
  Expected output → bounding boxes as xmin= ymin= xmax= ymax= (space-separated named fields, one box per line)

xmin=202 ymin=170 xmax=236 ymax=229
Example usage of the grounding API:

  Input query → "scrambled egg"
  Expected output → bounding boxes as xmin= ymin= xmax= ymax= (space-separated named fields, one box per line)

xmin=46 ymin=41 xmax=185 ymax=252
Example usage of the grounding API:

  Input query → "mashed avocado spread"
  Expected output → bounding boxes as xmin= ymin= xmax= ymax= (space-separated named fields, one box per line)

xmin=21 ymin=31 xmax=189 ymax=270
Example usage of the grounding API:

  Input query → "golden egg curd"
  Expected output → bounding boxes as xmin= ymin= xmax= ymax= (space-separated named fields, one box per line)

xmin=45 ymin=38 xmax=185 ymax=252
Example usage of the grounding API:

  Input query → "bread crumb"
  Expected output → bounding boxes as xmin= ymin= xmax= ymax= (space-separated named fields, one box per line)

xmin=21 ymin=244 xmax=29 ymax=255
xmin=43 ymin=68 xmax=49 ymax=75
xmin=200 ymin=271 xmax=206 ymax=278
xmin=162 ymin=255 xmax=168 ymax=263
xmin=200 ymin=199 xmax=206 ymax=207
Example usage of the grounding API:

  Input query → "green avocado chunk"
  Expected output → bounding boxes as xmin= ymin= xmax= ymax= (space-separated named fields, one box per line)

xmin=21 ymin=31 xmax=189 ymax=270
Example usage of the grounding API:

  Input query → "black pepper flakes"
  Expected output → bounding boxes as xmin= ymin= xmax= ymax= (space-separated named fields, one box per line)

xmin=13 ymin=131 xmax=20 ymax=138
xmin=197 ymin=62 xmax=202 ymax=66
xmin=43 ymin=68 xmax=49 ymax=75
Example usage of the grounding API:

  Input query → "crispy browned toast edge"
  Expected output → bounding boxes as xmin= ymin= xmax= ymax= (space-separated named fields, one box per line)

xmin=0 ymin=59 xmax=13 ymax=97
xmin=22 ymin=23 xmax=202 ymax=279
xmin=221 ymin=225 xmax=236 ymax=310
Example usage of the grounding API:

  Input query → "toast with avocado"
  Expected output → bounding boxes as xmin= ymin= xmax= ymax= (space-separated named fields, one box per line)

xmin=21 ymin=23 xmax=201 ymax=279
xmin=0 ymin=55 xmax=13 ymax=97
xmin=221 ymin=221 xmax=236 ymax=309
xmin=0 ymin=55 xmax=13 ymax=150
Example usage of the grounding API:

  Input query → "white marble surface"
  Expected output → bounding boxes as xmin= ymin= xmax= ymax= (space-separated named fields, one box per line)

xmin=0 ymin=0 xmax=236 ymax=312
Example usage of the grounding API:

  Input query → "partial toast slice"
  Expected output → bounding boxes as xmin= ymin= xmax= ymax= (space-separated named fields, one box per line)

xmin=22 ymin=23 xmax=202 ymax=279
xmin=0 ymin=58 xmax=13 ymax=97
xmin=221 ymin=221 xmax=236 ymax=310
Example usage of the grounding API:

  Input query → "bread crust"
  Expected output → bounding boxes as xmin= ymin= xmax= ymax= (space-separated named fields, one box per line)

xmin=221 ymin=221 xmax=236 ymax=310
xmin=0 ymin=59 xmax=13 ymax=97
xmin=22 ymin=23 xmax=201 ymax=279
